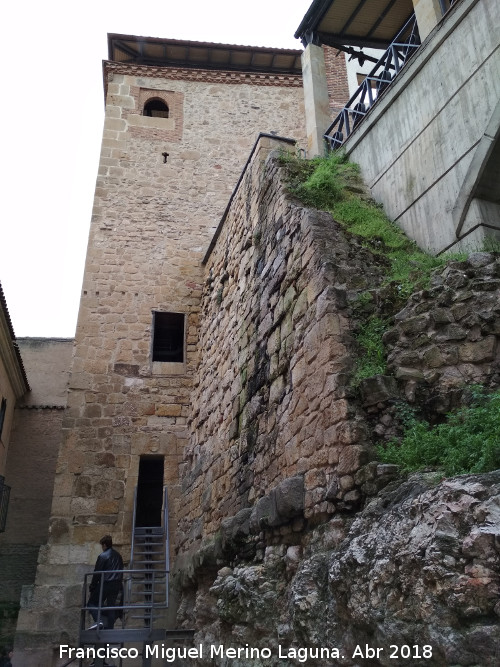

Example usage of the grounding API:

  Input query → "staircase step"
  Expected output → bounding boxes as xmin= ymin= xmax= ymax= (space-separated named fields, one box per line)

xmin=133 ymin=546 xmax=164 ymax=551
xmin=133 ymin=546 xmax=164 ymax=550
xmin=134 ymin=528 xmax=163 ymax=534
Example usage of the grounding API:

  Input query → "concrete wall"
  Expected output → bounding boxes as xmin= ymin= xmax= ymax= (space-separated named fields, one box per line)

xmin=344 ymin=0 xmax=500 ymax=254
xmin=15 ymin=61 xmax=307 ymax=664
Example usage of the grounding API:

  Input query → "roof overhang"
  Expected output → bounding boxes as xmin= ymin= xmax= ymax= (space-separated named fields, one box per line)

xmin=0 ymin=284 xmax=29 ymax=397
xmin=295 ymin=0 xmax=415 ymax=50
xmin=107 ymin=34 xmax=303 ymax=76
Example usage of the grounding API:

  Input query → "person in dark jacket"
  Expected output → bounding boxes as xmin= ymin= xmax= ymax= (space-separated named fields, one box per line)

xmin=0 ymin=647 xmax=13 ymax=667
xmin=87 ymin=535 xmax=124 ymax=629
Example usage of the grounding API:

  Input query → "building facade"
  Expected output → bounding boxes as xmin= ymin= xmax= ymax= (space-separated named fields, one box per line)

xmin=10 ymin=35 xmax=349 ymax=664
xmin=0 ymin=338 xmax=72 ymax=651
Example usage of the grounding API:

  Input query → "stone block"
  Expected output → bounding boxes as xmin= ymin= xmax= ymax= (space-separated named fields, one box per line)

xmin=304 ymin=468 xmax=326 ymax=490
xmin=269 ymin=374 xmax=285 ymax=404
xmin=434 ymin=324 xmax=468 ymax=341
xmin=395 ymin=367 xmax=425 ymax=381
xmin=291 ymin=357 xmax=307 ymax=388
xmin=274 ymin=476 xmax=304 ymax=521
xmin=399 ymin=314 xmax=430 ymax=335
xmin=292 ymin=289 xmax=308 ymax=322
xmin=221 ymin=508 xmax=252 ymax=547
xmin=422 ymin=345 xmax=445 ymax=368
xmin=458 ymin=336 xmax=496 ymax=362
xmin=156 ymin=404 xmax=182 ymax=417
xmin=250 ymin=494 xmax=275 ymax=532
xmin=359 ymin=375 xmax=399 ymax=406
xmin=337 ymin=445 xmax=370 ymax=475
xmin=283 ymin=285 xmax=297 ymax=312
xmin=323 ymin=399 xmax=350 ymax=425
xmin=430 ymin=307 xmax=454 ymax=324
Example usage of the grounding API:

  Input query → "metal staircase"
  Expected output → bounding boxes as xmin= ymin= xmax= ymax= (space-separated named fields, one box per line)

xmin=75 ymin=486 xmax=194 ymax=667
xmin=128 ymin=489 xmax=169 ymax=629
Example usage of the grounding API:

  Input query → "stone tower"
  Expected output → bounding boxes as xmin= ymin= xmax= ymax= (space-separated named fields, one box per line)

xmin=15 ymin=34 xmax=309 ymax=664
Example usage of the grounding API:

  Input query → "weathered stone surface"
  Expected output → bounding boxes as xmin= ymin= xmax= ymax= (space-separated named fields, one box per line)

xmin=274 ymin=476 xmax=304 ymax=521
xmin=359 ymin=375 xmax=398 ymax=406
xmin=179 ymin=472 xmax=500 ymax=666
xmin=387 ymin=254 xmax=500 ymax=404
xmin=249 ymin=494 xmax=275 ymax=532
xmin=221 ymin=508 xmax=253 ymax=557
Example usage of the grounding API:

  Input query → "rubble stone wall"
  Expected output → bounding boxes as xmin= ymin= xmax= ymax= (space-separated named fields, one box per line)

xmin=385 ymin=252 xmax=500 ymax=412
xmin=177 ymin=138 xmax=388 ymax=556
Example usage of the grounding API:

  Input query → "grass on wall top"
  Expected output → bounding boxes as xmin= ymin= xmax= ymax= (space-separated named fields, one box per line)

xmin=280 ymin=152 xmax=500 ymax=475
xmin=280 ymin=150 xmax=457 ymax=299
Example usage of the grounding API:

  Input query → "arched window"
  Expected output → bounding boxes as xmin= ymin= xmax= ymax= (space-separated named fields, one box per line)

xmin=143 ymin=98 xmax=169 ymax=118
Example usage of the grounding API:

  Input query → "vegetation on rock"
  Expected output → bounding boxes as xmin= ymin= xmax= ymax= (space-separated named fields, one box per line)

xmin=280 ymin=151 xmax=465 ymax=387
xmin=280 ymin=151 xmax=458 ymax=298
xmin=281 ymin=151 xmax=500 ymax=475
xmin=351 ymin=316 xmax=388 ymax=385
xmin=378 ymin=388 xmax=500 ymax=475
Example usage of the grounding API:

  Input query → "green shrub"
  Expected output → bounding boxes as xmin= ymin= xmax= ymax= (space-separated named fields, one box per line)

xmin=377 ymin=389 xmax=500 ymax=475
xmin=284 ymin=151 xmax=359 ymax=209
xmin=352 ymin=316 xmax=388 ymax=386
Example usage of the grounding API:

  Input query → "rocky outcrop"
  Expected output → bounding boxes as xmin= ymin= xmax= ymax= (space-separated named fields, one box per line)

xmin=178 ymin=471 xmax=500 ymax=666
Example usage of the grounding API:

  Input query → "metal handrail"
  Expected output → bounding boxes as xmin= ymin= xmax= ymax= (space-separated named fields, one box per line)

xmin=130 ymin=485 xmax=169 ymax=603
xmin=163 ymin=486 xmax=170 ymax=575
xmin=130 ymin=485 xmax=138 ymax=564
xmin=325 ymin=14 xmax=421 ymax=150
xmin=81 ymin=568 xmax=170 ymax=635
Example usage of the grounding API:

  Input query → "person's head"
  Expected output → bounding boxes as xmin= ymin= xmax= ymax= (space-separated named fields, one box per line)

xmin=99 ymin=535 xmax=113 ymax=551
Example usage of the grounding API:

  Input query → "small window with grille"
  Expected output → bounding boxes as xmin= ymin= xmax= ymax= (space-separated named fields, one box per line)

xmin=152 ymin=312 xmax=184 ymax=363
xmin=143 ymin=98 xmax=169 ymax=118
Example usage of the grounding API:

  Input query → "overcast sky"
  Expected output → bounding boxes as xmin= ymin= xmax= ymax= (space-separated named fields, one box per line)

xmin=1 ymin=0 xmax=312 ymax=338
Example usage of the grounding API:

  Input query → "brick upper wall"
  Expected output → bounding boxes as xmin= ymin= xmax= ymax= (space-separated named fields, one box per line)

xmin=323 ymin=46 xmax=350 ymax=116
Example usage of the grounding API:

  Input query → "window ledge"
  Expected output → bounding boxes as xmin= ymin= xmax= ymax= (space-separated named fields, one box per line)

xmin=128 ymin=115 xmax=175 ymax=130
xmin=151 ymin=361 xmax=186 ymax=376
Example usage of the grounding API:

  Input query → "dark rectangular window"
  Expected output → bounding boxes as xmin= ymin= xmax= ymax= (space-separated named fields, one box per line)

xmin=152 ymin=311 xmax=185 ymax=362
xmin=0 ymin=475 xmax=10 ymax=533
xmin=0 ymin=398 xmax=6 ymax=440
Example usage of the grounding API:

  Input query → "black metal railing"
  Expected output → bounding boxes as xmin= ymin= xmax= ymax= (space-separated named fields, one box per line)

xmin=80 ymin=568 xmax=169 ymax=633
xmin=325 ymin=14 xmax=421 ymax=150
xmin=439 ymin=0 xmax=460 ymax=15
